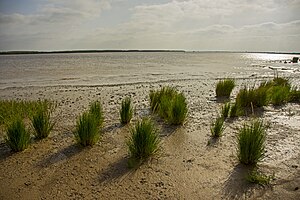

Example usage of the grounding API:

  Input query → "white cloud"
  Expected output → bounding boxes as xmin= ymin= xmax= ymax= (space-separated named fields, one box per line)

xmin=0 ymin=0 xmax=299 ymax=51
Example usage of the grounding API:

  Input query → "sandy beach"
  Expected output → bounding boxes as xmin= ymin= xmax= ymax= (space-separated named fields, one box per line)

xmin=0 ymin=67 xmax=299 ymax=199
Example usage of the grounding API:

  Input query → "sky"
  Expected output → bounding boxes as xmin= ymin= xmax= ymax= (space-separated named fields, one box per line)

xmin=0 ymin=0 xmax=299 ymax=52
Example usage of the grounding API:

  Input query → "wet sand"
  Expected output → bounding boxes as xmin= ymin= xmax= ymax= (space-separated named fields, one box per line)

xmin=0 ymin=74 xmax=299 ymax=199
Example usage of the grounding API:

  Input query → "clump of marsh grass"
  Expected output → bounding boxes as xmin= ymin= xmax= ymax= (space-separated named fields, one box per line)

xmin=237 ymin=119 xmax=266 ymax=165
xmin=0 ymin=100 xmax=45 ymax=125
xmin=221 ymin=102 xmax=231 ymax=119
xmin=120 ymin=97 xmax=133 ymax=124
xmin=210 ymin=116 xmax=225 ymax=138
xmin=127 ymin=118 xmax=160 ymax=163
xmin=246 ymin=169 xmax=274 ymax=185
xmin=5 ymin=118 xmax=31 ymax=152
xmin=160 ymin=93 xmax=188 ymax=125
xmin=236 ymin=86 xmax=268 ymax=114
xmin=74 ymin=111 xmax=100 ymax=146
xmin=229 ymin=102 xmax=242 ymax=118
xmin=269 ymin=86 xmax=290 ymax=106
xmin=215 ymin=79 xmax=235 ymax=98
xmin=150 ymin=86 xmax=177 ymax=112
xmin=31 ymin=101 xmax=55 ymax=139
xmin=89 ymin=101 xmax=104 ymax=127
xmin=289 ymin=87 xmax=300 ymax=103
xmin=150 ymin=86 xmax=188 ymax=125
xmin=272 ymin=77 xmax=290 ymax=88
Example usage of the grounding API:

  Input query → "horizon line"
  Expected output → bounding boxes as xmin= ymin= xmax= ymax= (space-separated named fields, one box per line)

xmin=1 ymin=49 xmax=300 ymax=55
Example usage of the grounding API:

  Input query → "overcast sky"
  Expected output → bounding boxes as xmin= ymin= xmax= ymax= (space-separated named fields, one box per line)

xmin=0 ymin=0 xmax=299 ymax=52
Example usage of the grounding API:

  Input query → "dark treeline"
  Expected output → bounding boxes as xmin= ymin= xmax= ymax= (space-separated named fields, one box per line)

xmin=0 ymin=50 xmax=299 ymax=55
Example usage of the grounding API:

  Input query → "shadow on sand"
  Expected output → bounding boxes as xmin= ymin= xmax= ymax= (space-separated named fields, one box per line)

xmin=222 ymin=164 xmax=256 ymax=199
xmin=36 ymin=143 xmax=83 ymax=168
xmin=98 ymin=156 xmax=134 ymax=184
xmin=0 ymin=142 xmax=14 ymax=162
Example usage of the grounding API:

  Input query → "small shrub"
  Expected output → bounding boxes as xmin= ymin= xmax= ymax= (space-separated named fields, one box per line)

xmin=127 ymin=118 xmax=160 ymax=161
xmin=5 ymin=118 xmax=31 ymax=152
xmin=120 ymin=97 xmax=133 ymax=124
xmin=221 ymin=102 xmax=231 ymax=119
xmin=31 ymin=102 xmax=54 ymax=139
xmin=269 ymin=86 xmax=290 ymax=106
xmin=74 ymin=112 xmax=100 ymax=146
xmin=216 ymin=79 xmax=235 ymax=98
xmin=89 ymin=101 xmax=104 ymax=127
xmin=237 ymin=120 xmax=266 ymax=165
xmin=246 ymin=169 xmax=274 ymax=185
xmin=210 ymin=116 xmax=225 ymax=137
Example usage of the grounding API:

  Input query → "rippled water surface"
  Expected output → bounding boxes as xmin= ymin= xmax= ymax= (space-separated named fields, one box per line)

xmin=0 ymin=52 xmax=299 ymax=88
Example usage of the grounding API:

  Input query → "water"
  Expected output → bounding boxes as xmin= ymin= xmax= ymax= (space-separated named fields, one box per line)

xmin=0 ymin=52 xmax=299 ymax=89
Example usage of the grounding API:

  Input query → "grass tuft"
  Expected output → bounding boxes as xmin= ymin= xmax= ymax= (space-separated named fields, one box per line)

xmin=89 ymin=101 xmax=104 ymax=127
xmin=5 ymin=118 xmax=31 ymax=152
xmin=236 ymin=86 xmax=268 ymax=112
xmin=229 ymin=102 xmax=242 ymax=118
xmin=150 ymin=86 xmax=188 ymax=125
xmin=74 ymin=111 xmax=100 ymax=146
xmin=237 ymin=119 xmax=266 ymax=165
xmin=31 ymin=101 xmax=55 ymax=139
xmin=120 ymin=97 xmax=133 ymax=124
xmin=269 ymin=86 xmax=290 ymax=106
xmin=150 ymin=86 xmax=177 ymax=112
xmin=221 ymin=102 xmax=231 ymax=119
xmin=216 ymin=79 xmax=235 ymax=98
xmin=210 ymin=116 xmax=225 ymax=137
xmin=289 ymin=87 xmax=300 ymax=103
xmin=0 ymin=100 xmax=54 ymax=125
xmin=127 ymin=118 xmax=160 ymax=162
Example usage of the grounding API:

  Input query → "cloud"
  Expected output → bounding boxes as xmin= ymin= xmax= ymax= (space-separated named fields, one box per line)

xmin=0 ymin=0 xmax=299 ymax=51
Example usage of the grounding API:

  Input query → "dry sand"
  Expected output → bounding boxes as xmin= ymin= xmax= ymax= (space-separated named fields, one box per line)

xmin=0 ymin=74 xmax=300 ymax=199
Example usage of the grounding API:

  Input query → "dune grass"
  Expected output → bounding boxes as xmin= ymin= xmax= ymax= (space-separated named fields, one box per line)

xmin=74 ymin=111 xmax=100 ymax=146
xmin=289 ymin=87 xmax=300 ymax=103
xmin=31 ymin=101 xmax=55 ymax=139
xmin=120 ymin=97 xmax=133 ymax=124
xmin=150 ymin=86 xmax=188 ymax=125
xmin=236 ymin=86 xmax=268 ymax=109
xmin=216 ymin=79 xmax=235 ymax=98
xmin=237 ymin=119 xmax=266 ymax=165
xmin=0 ymin=100 xmax=41 ymax=125
xmin=150 ymin=86 xmax=177 ymax=112
xmin=5 ymin=117 xmax=31 ymax=152
xmin=221 ymin=102 xmax=231 ymax=119
xmin=127 ymin=118 xmax=160 ymax=162
xmin=210 ymin=116 xmax=225 ymax=138
xmin=269 ymin=86 xmax=290 ymax=106
xmin=229 ymin=102 xmax=242 ymax=118
xmin=160 ymin=93 xmax=188 ymax=125
xmin=89 ymin=101 xmax=104 ymax=127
